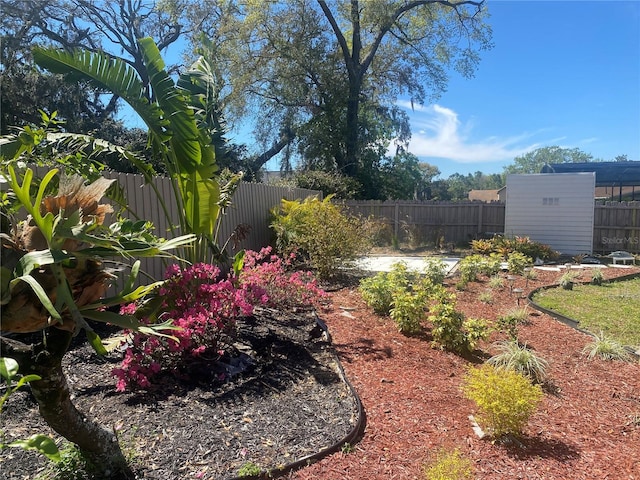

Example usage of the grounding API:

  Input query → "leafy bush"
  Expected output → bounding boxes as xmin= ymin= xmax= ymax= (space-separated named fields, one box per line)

xmin=270 ymin=195 xmax=372 ymax=278
xmin=462 ymin=364 xmax=543 ymax=438
xmin=463 ymin=318 xmax=491 ymax=352
xmin=424 ymin=258 xmax=447 ymax=285
xmin=458 ymin=254 xmax=501 ymax=286
xmin=359 ymin=263 xmax=418 ymax=315
xmin=423 ymin=447 xmax=474 ymax=480
xmin=429 ymin=292 xmax=489 ymax=353
xmin=506 ymin=251 xmax=532 ymax=275
xmin=360 ymin=262 xmax=442 ymax=333
xmin=238 ymin=247 xmax=326 ymax=309
xmin=488 ymin=341 xmax=549 ymax=384
xmin=471 ymin=236 xmax=558 ymax=261
xmin=582 ymin=332 xmax=631 ymax=361
xmin=390 ymin=289 xmax=428 ymax=335
xmin=496 ymin=307 xmax=530 ymax=340
xmin=470 ymin=238 xmax=494 ymax=255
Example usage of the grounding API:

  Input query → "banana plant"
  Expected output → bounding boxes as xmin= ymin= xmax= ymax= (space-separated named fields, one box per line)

xmin=32 ymin=38 xmax=240 ymax=264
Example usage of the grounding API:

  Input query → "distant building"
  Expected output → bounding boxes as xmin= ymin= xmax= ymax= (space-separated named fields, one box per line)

xmin=468 ymin=188 xmax=505 ymax=203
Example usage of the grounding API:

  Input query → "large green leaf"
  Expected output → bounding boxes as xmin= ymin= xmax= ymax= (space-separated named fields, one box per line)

xmin=32 ymin=46 xmax=169 ymax=143
xmin=139 ymin=37 xmax=202 ymax=175
xmin=8 ymin=434 xmax=61 ymax=463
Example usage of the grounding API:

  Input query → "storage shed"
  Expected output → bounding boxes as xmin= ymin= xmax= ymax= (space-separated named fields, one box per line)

xmin=504 ymin=173 xmax=595 ymax=255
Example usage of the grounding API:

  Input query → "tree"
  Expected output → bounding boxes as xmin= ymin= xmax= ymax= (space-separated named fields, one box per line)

xmin=197 ymin=0 xmax=491 ymax=194
xmin=503 ymin=146 xmax=597 ymax=175
xmin=379 ymin=152 xmax=441 ymax=200
xmin=317 ymin=0 xmax=490 ymax=178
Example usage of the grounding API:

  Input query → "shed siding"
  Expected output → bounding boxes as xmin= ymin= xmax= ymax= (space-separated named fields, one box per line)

xmin=504 ymin=173 xmax=595 ymax=254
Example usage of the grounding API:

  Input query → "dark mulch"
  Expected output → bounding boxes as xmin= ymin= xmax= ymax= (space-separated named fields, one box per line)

xmin=0 ymin=307 xmax=359 ymax=480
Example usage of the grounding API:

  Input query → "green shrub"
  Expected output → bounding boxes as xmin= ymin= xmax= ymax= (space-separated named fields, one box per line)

xmin=360 ymin=263 xmax=445 ymax=335
xmin=424 ymin=258 xmax=447 ymax=285
xmin=582 ymin=332 xmax=631 ymax=361
xmin=488 ymin=341 xmax=549 ymax=384
xmin=429 ymin=293 xmax=488 ymax=353
xmin=359 ymin=263 xmax=417 ymax=315
xmin=458 ymin=254 xmax=501 ymax=285
xmin=462 ymin=364 xmax=543 ymax=438
xmin=270 ymin=195 xmax=372 ymax=278
xmin=470 ymin=238 xmax=494 ymax=255
xmin=472 ymin=236 xmax=558 ymax=261
xmin=458 ymin=255 xmax=481 ymax=284
xmin=390 ymin=289 xmax=427 ymax=334
xmin=496 ymin=307 xmax=530 ymax=340
xmin=423 ymin=447 xmax=474 ymax=480
xmin=429 ymin=294 xmax=467 ymax=352
xmin=506 ymin=251 xmax=532 ymax=275
xmin=463 ymin=318 xmax=491 ymax=352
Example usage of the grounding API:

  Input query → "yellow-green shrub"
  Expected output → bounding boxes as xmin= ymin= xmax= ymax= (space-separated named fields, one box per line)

xmin=270 ymin=195 xmax=372 ymax=278
xmin=423 ymin=447 xmax=474 ymax=480
xmin=462 ymin=364 xmax=543 ymax=438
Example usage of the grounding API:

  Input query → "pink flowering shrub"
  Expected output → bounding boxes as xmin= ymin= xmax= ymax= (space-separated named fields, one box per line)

xmin=112 ymin=263 xmax=263 ymax=392
xmin=113 ymin=251 xmax=326 ymax=392
xmin=239 ymin=246 xmax=327 ymax=309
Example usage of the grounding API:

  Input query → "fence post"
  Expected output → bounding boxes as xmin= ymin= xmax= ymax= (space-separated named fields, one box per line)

xmin=394 ymin=203 xmax=400 ymax=240
xmin=477 ymin=203 xmax=483 ymax=235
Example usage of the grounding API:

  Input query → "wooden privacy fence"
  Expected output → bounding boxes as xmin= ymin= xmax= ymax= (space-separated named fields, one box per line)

xmin=593 ymin=201 xmax=640 ymax=254
xmin=341 ymin=199 xmax=640 ymax=254
xmin=340 ymin=200 xmax=505 ymax=247
xmin=22 ymin=167 xmax=321 ymax=287
xmin=106 ymin=171 xmax=321 ymax=285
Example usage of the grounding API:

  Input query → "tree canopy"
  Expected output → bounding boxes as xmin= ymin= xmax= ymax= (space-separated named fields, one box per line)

xmin=502 ymin=146 xmax=598 ymax=175
xmin=192 ymin=0 xmax=492 ymax=196
xmin=2 ymin=0 xmax=497 ymax=199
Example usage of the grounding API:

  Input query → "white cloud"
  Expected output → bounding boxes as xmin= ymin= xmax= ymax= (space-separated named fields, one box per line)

xmin=396 ymin=102 xmax=545 ymax=163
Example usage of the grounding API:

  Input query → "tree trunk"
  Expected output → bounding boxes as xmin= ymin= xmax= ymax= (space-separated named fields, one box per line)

xmin=3 ymin=329 xmax=133 ymax=479
xmin=344 ymin=79 xmax=361 ymax=178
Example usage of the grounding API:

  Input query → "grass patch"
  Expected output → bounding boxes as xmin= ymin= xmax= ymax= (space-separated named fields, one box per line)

xmin=532 ymin=276 xmax=640 ymax=346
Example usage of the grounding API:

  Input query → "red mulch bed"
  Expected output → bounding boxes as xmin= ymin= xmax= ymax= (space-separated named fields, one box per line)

xmin=294 ymin=265 xmax=640 ymax=479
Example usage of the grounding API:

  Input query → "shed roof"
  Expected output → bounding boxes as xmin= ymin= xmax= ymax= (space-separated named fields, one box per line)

xmin=540 ymin=161 xmax=640 ymax=186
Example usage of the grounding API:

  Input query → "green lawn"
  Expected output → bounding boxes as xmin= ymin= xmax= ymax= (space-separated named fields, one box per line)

xmin=532 ymin=276 xmax=640 ymax=347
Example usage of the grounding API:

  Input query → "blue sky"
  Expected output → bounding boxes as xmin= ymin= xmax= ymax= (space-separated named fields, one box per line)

xmin=399 ymin=0 xmax=640 ymax=178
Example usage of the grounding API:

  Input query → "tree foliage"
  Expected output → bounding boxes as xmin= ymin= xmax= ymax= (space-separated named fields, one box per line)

xmin=194 ymin=0 xmax=492 ymax=196
xmin=503 ymin=146 xmax=597 ymax=175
